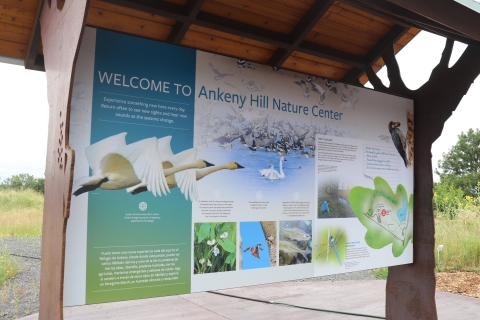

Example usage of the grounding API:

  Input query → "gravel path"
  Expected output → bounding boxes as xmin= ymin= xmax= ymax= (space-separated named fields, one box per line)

xmin=0 ymin=238 xmax=41 ymax=320
xmin=0 ymin=238 xmax=377 ymax=319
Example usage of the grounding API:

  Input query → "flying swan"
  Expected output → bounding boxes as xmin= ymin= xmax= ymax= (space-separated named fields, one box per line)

xmin=73 ymin=133 xmax=213 ymax=199
xmin=126 ymin=136 xmax=215 ymax=201
xmin=129 ymin=161 xmax=245 ymax=196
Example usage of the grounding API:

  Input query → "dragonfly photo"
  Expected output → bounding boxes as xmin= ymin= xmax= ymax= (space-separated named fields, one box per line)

xmin=314 ymin=227 xmax=347 ymax=266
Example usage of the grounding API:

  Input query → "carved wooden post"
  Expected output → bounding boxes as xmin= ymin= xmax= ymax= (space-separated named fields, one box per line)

xmin=39 ymin=1 xmax=89 ymax=319
xmin=363 ymin=41 xmax=480 ymax=319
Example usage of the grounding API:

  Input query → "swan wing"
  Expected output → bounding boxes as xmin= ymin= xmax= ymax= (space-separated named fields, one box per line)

xmin=168 ymin=148 xmax=199 ymax=201
xmin=269 ymin=169 xmax=280 ymax=179
xmin=85 ymin=132 xmax=127 ymax=175
xmin=259 ymin=168 xmax=271 ymax=177
xmin=114 ymin=137 xmax=169 ymax=196
xmin=157 ymin=136 xmax=174 ymax=159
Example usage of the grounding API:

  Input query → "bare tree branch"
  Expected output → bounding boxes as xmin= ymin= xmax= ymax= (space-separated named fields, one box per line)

xmin=382 ymin=46 xmax=408 ymax=93
xmin=439 ymin=38 xmax=454 ymax=68
xmin=366 ymin=66 xmax=388 ymax=91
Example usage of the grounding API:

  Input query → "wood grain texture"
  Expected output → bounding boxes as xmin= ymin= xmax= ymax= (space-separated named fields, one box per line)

xmin=182 ymin=25 xmax=277 ymax=63
xmin=306 ymin=2 xmax=394 ymax=56
xmin=0 ymin=36 xmax=26 ymax=57
xmin=0 ymin=0 xmax=38 ymax=11
xmin=200 ymin=0 xmax=311 ymax=35
xmin=283 ymin=51 xmax=350 ymax=80
xmin=39 ymin=0 xmax=89 ymax=319
xmin=0 ymin=3 xmax=35 ymax=28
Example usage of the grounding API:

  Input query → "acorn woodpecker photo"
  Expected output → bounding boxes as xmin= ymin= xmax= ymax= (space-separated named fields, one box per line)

xmin=388 ymin=121 xmax=408 ymax=167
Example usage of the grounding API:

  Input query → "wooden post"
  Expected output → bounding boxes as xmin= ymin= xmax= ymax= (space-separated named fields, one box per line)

xmin=38 ymin=1 xmax=89 ymax=319
xmin=361 ymin=41 xmax=480 ymax=319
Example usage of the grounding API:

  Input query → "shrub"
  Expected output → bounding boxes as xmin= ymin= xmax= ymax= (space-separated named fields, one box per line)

xmin=433 ymin=182 xmax=465 ymax=219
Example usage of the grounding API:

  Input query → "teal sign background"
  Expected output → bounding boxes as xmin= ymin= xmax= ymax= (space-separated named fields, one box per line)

xmin=86 ymin=29 xmax=196 ymax=303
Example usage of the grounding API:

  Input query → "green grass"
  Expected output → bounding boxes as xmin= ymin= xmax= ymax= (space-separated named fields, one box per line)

xmin=371 ymin=267 xmax=388 ymax=279
xmin=435 ymin=210 xmax=480 ymax=272
xmin=368 ymin=210 xmax=480 ymax=277
xmin=0 ymin=189 xmax=43 ymax=237
xmin=0 ymin=246 xmax=21 ymax=288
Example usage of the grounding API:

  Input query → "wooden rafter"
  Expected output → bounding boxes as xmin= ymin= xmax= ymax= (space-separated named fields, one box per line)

xmin=25 ymin=0 xmax=45 ymax=71
xmin=100 ymin=0 xmax=366 ymax=68
xmin=267 ymin=0 xmax=335 ymax=68
xmin=22 ymin=0 xmax=480 ymax=79
xmin=167 ymin=0 xmax=206 ymax=44
xmin=342 ymin=24 xmax=409 ymax=84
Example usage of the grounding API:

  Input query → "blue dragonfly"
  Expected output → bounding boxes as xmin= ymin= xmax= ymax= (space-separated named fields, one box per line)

xmin=315 ymin=228 xmax=345 ymax=266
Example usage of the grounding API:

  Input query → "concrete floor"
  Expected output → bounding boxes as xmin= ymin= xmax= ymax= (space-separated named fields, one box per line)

xmin=22 ymin=280 xmax=479 ymax=319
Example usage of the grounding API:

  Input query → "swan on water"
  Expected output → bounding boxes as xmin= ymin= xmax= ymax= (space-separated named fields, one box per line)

xmin=259 ymin=161 xmax=274 ymax=178
xmin=260 ymin=157 xmax=286 ymax=180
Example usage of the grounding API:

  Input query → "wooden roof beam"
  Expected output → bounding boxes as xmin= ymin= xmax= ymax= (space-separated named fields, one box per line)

xmin=342 ymin=0 xmax=480 ymax=46
xmin=390 ymin=0 xmax=480 ymax=42
xmin=341 ymin=24 xmax=409 ymax=84
xmin=100 ymin=0 xmax=366 ymax=68
xmin=267 ymin=0 xmax=335 ymax=68
xmin=167 ymin=0 xmax=206 ymax=44
xmin=25 ymin=0 xmax=45 ymax=71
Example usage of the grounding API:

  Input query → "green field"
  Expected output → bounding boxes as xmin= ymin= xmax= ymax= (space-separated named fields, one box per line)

xmin=435 ymin=209 xmax=480 ymax=272
xmin=0 ymin=189 xmax=43 ymax=237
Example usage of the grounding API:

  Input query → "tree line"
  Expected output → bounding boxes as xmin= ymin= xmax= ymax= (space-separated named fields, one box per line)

xmin=0 ymin=173 xmax=45 ymax=194
xmin=434 ymin=128 xmax=480 ymax=218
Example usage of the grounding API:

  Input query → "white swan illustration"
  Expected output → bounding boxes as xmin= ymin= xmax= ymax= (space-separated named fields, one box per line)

xmin=73 ymin=133 xmax=213 ymax=198
xmin=73 ymin=133 xmax=169 ymax=196
xmin=260 ymin=157 xmax=286 ymax=180
xmin=259 ymin=161 xmax=274 ymax=178
xmin=130 ymin=161 xmax=244 ymax=196
xmin=127 ymin=139 xmax=215 ymax=201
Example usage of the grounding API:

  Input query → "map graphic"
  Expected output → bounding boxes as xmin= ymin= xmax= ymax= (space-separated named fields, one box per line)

xmin=349 ymin=177 xmax=413 ymax=257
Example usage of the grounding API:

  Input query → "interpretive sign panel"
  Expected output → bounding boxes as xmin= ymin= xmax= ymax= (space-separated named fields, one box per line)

xmin=64 ymin=27 xmax=413 ymax=305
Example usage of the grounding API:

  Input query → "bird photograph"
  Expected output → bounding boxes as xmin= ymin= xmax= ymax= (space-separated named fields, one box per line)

xmin=388 ymin=121 xmax=408 ymax=167
xmin=243 ymin=244 xmax=263 ymax=259
xmin=240 ymin=221 xmax=272 ymax=270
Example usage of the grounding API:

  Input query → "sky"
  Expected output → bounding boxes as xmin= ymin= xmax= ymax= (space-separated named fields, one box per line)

xmin=0 ymin=31 xmax=479 ymax=181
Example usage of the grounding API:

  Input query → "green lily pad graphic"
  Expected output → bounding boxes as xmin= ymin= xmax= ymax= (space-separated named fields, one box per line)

xmin=348 ymin=177 xmax=413 ymax=257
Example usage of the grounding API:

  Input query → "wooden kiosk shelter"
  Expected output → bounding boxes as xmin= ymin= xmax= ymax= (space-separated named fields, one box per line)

xmin=1 ymin=0 xmax=480 ymax=319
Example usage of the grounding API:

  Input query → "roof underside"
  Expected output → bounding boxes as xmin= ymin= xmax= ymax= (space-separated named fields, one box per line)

xmin=1 ymin=0 xmax=479 ymax=85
